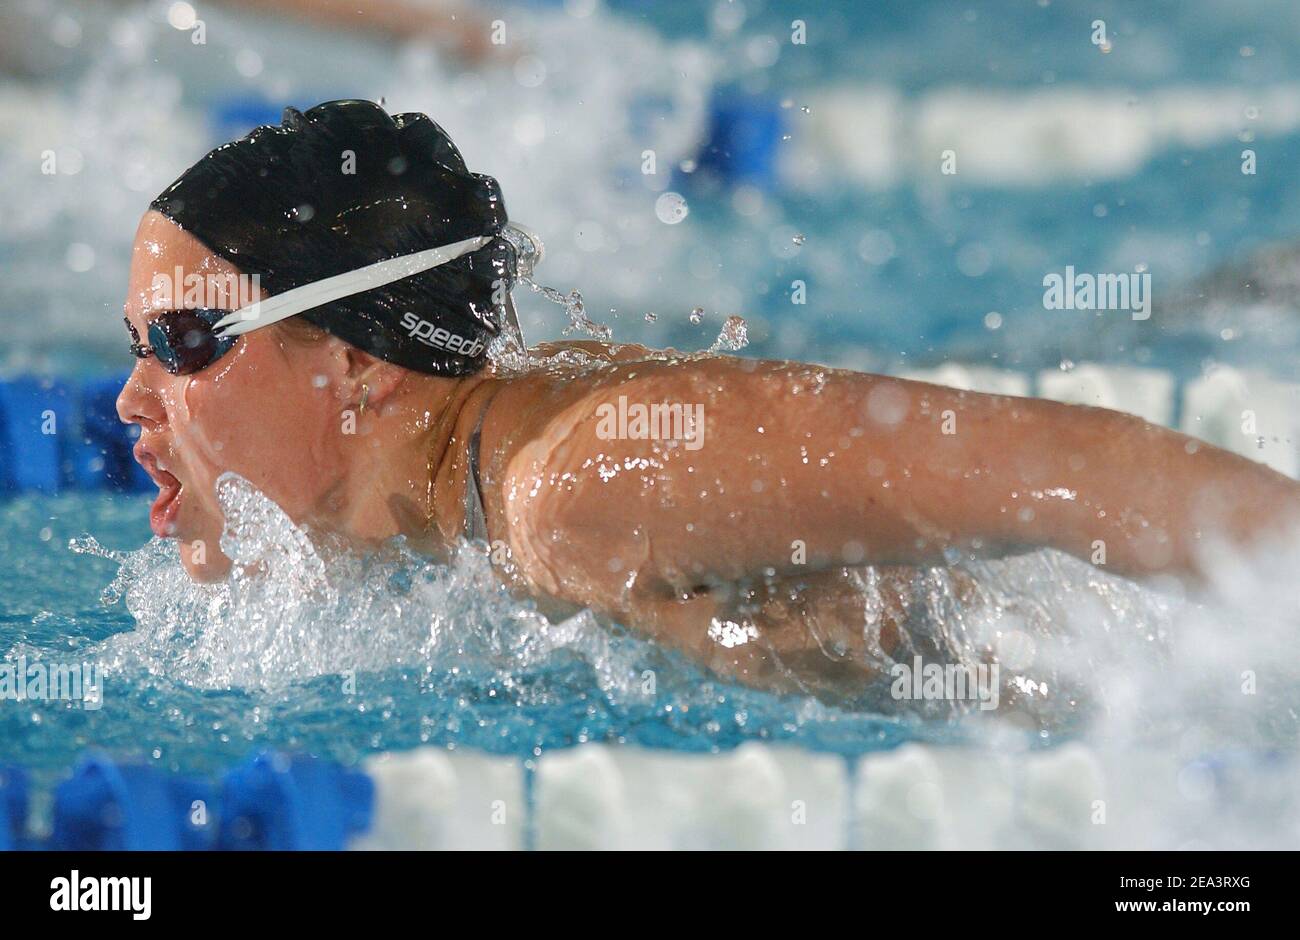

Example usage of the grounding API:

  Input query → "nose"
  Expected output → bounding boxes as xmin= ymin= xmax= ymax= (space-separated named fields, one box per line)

xmin=116 ymin=358 xmax=167 ymax=431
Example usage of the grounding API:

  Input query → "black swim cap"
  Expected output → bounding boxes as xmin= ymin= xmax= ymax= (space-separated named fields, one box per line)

xmin=150 ymin=99 xmax=513 ymax=375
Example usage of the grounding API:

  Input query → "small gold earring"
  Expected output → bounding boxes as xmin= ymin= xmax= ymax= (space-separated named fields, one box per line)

xmin=358 ymin=383 xmax=370 ymax=416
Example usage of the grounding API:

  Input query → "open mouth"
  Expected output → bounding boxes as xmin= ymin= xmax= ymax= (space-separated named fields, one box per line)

xmin=150 ymin=470 xmax=183 ymax=537
xmin=134 ymin=445 xmax=184 ymax=537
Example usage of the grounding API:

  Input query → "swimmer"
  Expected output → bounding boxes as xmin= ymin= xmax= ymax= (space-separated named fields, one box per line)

xmin=117 ymin=101 xmax=1300 ymax=699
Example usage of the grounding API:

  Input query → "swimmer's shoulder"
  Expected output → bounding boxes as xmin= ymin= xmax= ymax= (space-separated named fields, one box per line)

xmin=526 ymin=340 xmax=685 ymax=364
xmin=481 ymin=340 xmax=724 ymax=437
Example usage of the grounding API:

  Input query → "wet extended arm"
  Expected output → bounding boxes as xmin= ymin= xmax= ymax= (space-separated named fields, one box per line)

xmin=497 ymin=355 xmax=1300 ymax=602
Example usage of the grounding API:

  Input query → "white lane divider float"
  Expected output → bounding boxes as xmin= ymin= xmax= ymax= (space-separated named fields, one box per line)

xmin=901 ymin=363 xmax=1031 ymax=397
xmin=903 ymin=361 xmax=1298 ymax=480
xmin=534 ymin=743 xmax=849 ymax=850
xmin=353 ymin=748 xmax=525 ymax=851
xmin=1181 ymin=365 xmax=1299 ymax=478
xmin=1016 ymin=743 xmax=1107 ymax=850
xmin=853 ymin=743 xmax=1112 ymax=850
xmin=852 ymin=744 xmax=951 ymax=850
xmin=347 ymin=742 xmax=1300 ymax=850
xmin=1036 ymin=363 xmax=1176 ymax=427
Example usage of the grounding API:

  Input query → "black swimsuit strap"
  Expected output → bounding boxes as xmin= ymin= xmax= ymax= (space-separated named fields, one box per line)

xmin=463 ymin=399 xmax=491 ymax=543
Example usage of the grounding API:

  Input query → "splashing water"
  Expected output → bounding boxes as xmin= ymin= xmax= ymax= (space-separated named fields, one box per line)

xmin=41 ymin=468 xmax=1298 ymax=761
xmin=75 ymin=474 xmax=644 ymax=696
xmin=520 ymin=275 xmax=612 ymax=342
xmin=0 ymin=474 xmax=937 ymax=782
xmin=458 ymin=304 xmax=1296 ymax=756
xmin=0 ymin=459 xmax=1291 ymax=828
xmin=709 ymin=314 xmax=750 ymax=353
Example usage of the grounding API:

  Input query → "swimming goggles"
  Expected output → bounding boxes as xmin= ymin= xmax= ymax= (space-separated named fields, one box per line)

xmin=126 ymin=228 xmax=540 ymax=375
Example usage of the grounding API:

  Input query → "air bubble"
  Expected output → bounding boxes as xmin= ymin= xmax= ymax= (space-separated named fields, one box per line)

xmin=654 ymin=191 xmax=689 ymax=225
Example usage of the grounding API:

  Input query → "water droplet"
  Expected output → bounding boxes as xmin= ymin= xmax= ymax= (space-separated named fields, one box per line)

xmin=709 ymin=315 xmax=749 ymax=353
xmin=654 ymin=191 xmax=689 ymax=225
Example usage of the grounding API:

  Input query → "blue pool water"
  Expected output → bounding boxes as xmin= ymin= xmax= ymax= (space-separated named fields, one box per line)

xmin=4 ymin=0 xmax=1300 ymax=799
xmin=4 ymin=463 xmax=1296 ymax=801
xmin=9 ymin=0 xmax=1300 ymax=378
xmin=0 ymin=488 xmax=980 ymax=790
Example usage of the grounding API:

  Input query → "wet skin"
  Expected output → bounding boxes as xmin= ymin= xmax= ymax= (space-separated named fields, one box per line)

xmin=117 ymin=211 xmax=473 ymax=580
xmin=471 ymin=341 xmax=1300 ymax=697
xmin=119 ymin=212 xmax=1300 ymax=701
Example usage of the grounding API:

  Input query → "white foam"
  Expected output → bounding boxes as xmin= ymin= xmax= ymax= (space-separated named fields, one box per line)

xmin=86 ymin=473 xmax=660 ymax=695
xmin=1084 ymin=750 xmax=1181 ymax=850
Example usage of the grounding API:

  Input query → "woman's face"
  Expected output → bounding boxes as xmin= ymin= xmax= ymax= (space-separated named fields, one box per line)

xmin=117 ymin=210 xmax=352 ymax=581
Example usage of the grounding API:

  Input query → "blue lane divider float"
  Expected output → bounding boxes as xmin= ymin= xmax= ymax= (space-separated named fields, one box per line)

xmin=686 ymin=89 xmax=785 ymax=190
xmin=0 ymin=373 xmax=151 ymax=497
xmin=219 ymin=753 xmax=373 ymax=851
xmin=0 ymin=767 xmax=28 ymax=851
xmin=49 ymin=754 xmax=214 ymax=851
xmin=1 ymin=752 xmax=374 ymax=851
xmin=77 ymin=375 xmax=152 ymax=492
xmin=0 ymin=378 xmax=75 ymax=495
xmin=210 ymin=95 xmax=290 ymax=141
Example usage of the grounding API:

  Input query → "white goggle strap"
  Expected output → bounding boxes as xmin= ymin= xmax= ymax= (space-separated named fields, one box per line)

xmin=212 ymin=234 xmax=493 ymax=338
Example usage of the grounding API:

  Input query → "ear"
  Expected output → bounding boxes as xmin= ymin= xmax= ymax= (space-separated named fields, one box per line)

xmin=341 ymin=345 xmax=409 ymax=411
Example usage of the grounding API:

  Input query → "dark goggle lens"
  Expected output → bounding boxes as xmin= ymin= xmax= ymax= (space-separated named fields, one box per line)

xmin=145 ymin=309 xmax=237 ymax=375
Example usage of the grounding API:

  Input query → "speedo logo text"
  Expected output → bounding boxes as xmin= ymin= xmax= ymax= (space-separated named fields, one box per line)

xmin=400 ymin=312 xmax=485 ymax=357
